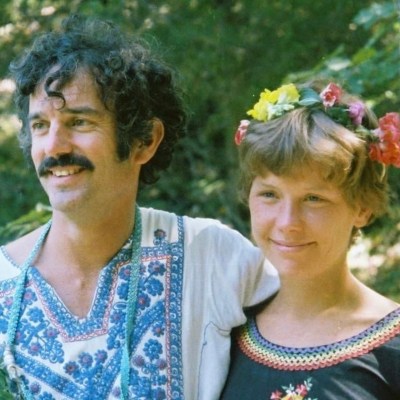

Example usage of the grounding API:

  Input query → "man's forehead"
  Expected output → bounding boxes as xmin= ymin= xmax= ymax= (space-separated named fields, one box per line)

xmin=29 ymin=71 xmax=102 ymax=111
xmin=33 ymin=71 xmax=96 ymax=97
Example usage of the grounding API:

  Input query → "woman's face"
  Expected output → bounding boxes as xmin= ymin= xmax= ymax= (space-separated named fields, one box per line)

xmin=248 ymin=166 xmax=371 ymax=279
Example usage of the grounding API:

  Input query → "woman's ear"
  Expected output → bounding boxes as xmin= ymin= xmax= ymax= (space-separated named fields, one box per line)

xmin=133 ymin=118 xmax=165 ymax=165
xmin=354 ymin=205 xmax=373 ymax=229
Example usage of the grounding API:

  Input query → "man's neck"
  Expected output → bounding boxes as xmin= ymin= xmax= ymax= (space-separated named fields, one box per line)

xmin=27 ymin=206 xmax=138 ymax=318
xmin=41 ymin=206 xmax=137 ymax=273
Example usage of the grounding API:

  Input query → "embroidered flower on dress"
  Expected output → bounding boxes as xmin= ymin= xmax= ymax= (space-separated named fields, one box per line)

xmin=271 ymin=391 xmax=284 ymax=400
xmin=153 ymin=229 xmax=167 ymax=246
xmin=269 ymin=378 xmax=316 ymax=400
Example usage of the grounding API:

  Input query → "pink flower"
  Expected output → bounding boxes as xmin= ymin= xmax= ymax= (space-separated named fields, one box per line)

xmin=320 ymin=82 xmax=342 ymax=107
xmin=348 ymin=102 xmax=365 ymax=125
xmin=270 ymin=390 xmax=283 ymax=400
xmin=234 ymin=119 xmax=250 ymax=145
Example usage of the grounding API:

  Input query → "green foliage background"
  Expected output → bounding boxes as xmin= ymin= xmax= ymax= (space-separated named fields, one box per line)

xmin=0 ymin=0 xmax=399 ymax=300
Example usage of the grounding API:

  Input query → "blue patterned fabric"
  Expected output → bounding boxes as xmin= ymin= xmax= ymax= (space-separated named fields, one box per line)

xmin=0 ymin=215 xmax=184 ymax=400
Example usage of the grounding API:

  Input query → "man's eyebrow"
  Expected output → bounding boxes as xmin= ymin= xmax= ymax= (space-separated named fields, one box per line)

xmin=63 ymin=106 xmax=103 ymax=116
xmin=28 ymin=112 xmax=42 ymax=122
xmin=28 ymin=107 xmax=102 ymax=121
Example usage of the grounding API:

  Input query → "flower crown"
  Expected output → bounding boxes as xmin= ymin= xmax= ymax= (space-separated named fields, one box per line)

xmin=235 ymin=82 xmax=400 ymax=167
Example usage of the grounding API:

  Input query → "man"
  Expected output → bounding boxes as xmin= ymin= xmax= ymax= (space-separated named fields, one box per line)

xmin=0 ymin=15 xmax=279 ymax=399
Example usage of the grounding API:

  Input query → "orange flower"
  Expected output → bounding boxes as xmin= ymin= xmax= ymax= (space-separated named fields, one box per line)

xmin=369 ymin=112 xmax=400 ymax=166
xmin=379 ymin=112 xmax=400 ymax=141
xmin=369 ymin=141 xmax=400 ymax=167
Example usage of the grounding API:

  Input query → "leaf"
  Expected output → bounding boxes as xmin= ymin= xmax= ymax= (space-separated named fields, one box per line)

xmin=0 ymin=368 xmax=14 ymax=399
xmin=298 ymin=88 xmax=321 ymax=106
xmin=0 ymin=389 xmax=15 ymax=399
xmin=354 ymin=2 xmax=396 ymax=29
xmin=325 ymin=57 xmax=351 ymax=72
xmin=352 ymin=47 xmax=377 ymax=65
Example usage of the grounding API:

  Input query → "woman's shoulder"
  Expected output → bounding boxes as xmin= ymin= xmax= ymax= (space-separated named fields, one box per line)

xmin=359 ymin=281 xmax=399 ymax=321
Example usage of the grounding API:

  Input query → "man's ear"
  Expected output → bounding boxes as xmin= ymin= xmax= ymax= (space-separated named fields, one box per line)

xmin=134 ymin=119 xmax=165 ymax=165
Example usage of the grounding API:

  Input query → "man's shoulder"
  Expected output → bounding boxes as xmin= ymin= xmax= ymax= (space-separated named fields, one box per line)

xmin=180 ymin=216 xmax=260 ymax=260
xmin=0 ymin=229 xmax=41 ymax=280
xmin=139 ymin=206 xmax=250 ymax=249
xmin=2 ymin=226 xmax=44 ymax=266
xmin=140 ymin=206 xmax=238 ymax=235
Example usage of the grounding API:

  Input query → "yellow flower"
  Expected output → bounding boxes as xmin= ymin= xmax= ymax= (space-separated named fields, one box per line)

xmin=247 ymin=84 xmax=300 ymax=121
xmin=275 ymin=83 xmax=300 ymax=104
xmin=247 ymin=95 xmax=270 ymax=121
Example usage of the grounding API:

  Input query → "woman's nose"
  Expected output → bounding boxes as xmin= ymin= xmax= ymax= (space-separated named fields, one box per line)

xmin=277 ymin=200 xmax=302 ymax=231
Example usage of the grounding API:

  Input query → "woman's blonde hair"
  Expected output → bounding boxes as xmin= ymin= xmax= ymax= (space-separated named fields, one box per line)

xmin=238 ymin=107 xmax=388 ymax=225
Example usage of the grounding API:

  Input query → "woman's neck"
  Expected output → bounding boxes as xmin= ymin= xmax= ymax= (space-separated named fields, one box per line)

xmin=271 ymin=269 xmax=358 ymax=317
xmin=256 ymin=272 xmax=398 ymax=347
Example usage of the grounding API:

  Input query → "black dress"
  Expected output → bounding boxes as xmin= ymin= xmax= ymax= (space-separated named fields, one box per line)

xmin=221 ymin=308 xmax=400 ymax=400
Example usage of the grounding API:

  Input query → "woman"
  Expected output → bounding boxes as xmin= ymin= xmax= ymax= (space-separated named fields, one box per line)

xmin=221 ymin=82 xmax=400 ymax=399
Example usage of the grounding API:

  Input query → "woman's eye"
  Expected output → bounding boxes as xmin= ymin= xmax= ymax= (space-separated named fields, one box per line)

xmin=262 ymin=191 xmax=276 ymax=199
xmin=306 ymin=195 xmax=322 ymax=202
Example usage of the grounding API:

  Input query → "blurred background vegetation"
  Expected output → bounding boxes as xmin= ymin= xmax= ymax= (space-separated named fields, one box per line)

xmin=0 ymin=0 xmax=399 ymax=300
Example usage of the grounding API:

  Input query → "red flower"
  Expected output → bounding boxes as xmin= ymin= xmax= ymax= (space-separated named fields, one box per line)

xmin=320 ymin=83 xmax=342 ymax=107
xmin=379 ymin=112 xmax=400 ymax=141
xmin=369 ymin=141 xmax=400 ymax=167
xmin=234 ymin=119 xmax=250 ymax=145
xmin=369 ymin=112 xmax=400 ymax=167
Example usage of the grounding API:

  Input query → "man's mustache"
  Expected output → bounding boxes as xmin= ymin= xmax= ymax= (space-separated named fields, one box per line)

xmin=38 ymin=154 xmax=95 ymax=176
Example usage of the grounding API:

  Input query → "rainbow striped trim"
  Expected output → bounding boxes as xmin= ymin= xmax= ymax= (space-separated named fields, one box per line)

xmin=238 ymin=308 xmax=400 ymax=371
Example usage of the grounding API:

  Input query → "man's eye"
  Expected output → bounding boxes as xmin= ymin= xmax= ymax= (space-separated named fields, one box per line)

xmin=73 ymin=119 xmax=87 ymax=126
xmin=31 ymin=122 xmax=46 ymax=132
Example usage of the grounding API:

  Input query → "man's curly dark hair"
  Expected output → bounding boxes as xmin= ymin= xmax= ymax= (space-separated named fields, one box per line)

xmin=9 ymin=14 xmax=187 ymax=184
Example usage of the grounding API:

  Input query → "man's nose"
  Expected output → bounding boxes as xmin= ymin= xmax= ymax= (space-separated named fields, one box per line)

xmin=44 ymin=123 xmax=73 ymax=157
